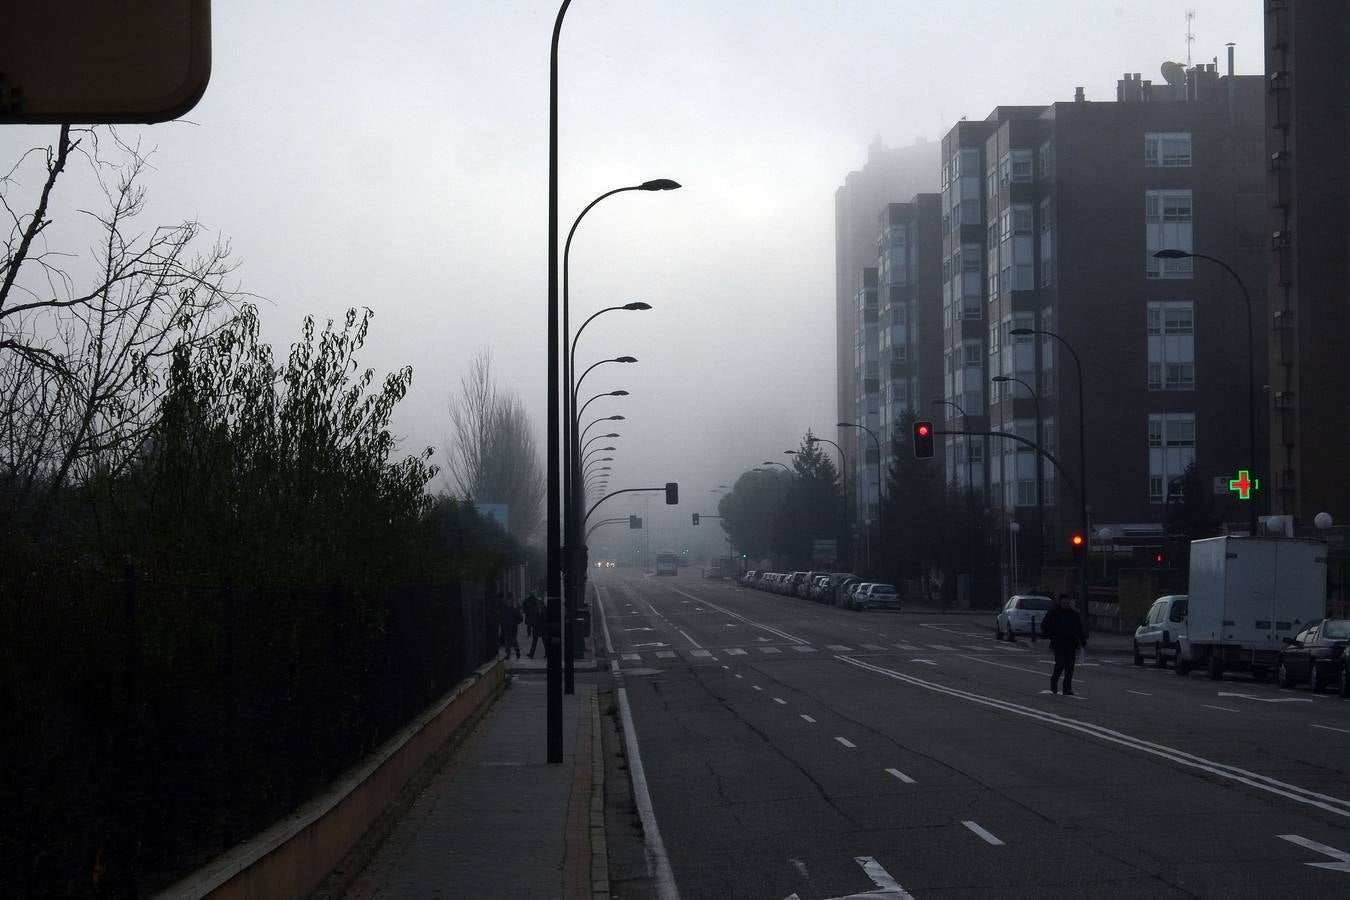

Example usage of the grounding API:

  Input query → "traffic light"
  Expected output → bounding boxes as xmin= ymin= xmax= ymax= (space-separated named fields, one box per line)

xmin=913 ymin=420 xmax=934 ymax=459
xmin=692 ymin=513 xmax=700 ymax=525
xmin=740 ymin=552 xmax=748 ymax=560
xmin=665 ymin=481 xmax=679 ymax=505
xmin=1071 ymin=533 xmax=1085 ymax=549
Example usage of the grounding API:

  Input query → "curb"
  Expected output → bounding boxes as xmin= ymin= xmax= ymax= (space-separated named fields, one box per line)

xmin=589 ymin=692 xmax=610 ymax=899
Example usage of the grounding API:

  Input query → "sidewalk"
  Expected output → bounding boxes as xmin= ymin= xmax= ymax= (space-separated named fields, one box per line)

xmin=341 ymin=674 xmax=606 ymax=900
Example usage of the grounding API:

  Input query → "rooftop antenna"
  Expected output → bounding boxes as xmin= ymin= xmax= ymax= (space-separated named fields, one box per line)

xmin=1185 ymin=9 xmax=1196 ymax=67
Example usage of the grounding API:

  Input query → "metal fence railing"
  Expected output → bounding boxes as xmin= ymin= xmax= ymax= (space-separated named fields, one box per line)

xmin=0 ymin=563 xmax=497 ymax=898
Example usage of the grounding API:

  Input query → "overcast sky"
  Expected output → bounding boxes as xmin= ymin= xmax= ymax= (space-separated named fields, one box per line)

xmin=1 ymin=1 xmax=1263 ymax=558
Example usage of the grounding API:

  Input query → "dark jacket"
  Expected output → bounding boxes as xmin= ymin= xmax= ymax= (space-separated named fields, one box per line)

xmin=1040 ymin=606 xmax=1087 ymax=650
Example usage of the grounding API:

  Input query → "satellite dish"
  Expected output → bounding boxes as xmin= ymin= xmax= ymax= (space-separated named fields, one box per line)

xmin=1161 ymin=61 xmax=1187 ymax=87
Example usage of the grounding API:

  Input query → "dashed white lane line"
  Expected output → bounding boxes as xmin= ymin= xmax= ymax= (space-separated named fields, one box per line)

xmin=800 ymin=714 xmax=816 ymax=723
xmin=893 ymin=644 xmax=922 ymax=652
xmin=911 ymin=659 xmax=938 ymax=666
xmin=678 ymin=629 xmax=702 ymax=648
xmin=993 ymin=643 xmax=1029 ymax=652
xmin=1203 ymin=704 xmax=1241 ymax=713
xmin=1310 ymin=724 xmax=1350 ymax=735
xmin=734 ymin=674 xmax=744 ymax=679
xmin=773 ymin=697 xmax=788 ymax=705
xmin=885 ymin=767 xmax=916 ymax=784
xmin=1128 ymin=690 xmax=1153 ymax=697
xmin=928 ymin=644 xmax=959 ymax=652
xmin=758 ymin=646 xmax=782 ymax=654
xmin=961 ymin=644 xmax=989 ymax=652
xmin=656 ymin=651 xmax=676 ymax=658
xmin=827 ymin=644 xmax=854 ymax=651
xmin=835 ymin=737 xmax=857 ymax=748
xmin=752 ymin=685 xmax=764 ymax=691
xmin=861 ymin=643 xmax=888 ymax=651
xmin=726 ymin=648 xmax=747 ymax=656
xmin=792 ymin=645 xmax=818 ymax=653
xmin=961 ymin=654 xmax=1054 ymax=678
xmin=689 ymin=649 xmax=713 ymax=658
xmin=963 ymin=820 xmax=1005 ymax=846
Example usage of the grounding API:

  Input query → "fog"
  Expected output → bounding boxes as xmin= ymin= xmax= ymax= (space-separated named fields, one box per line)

xmin=0 ymin=0 xmax=1262 ymax=556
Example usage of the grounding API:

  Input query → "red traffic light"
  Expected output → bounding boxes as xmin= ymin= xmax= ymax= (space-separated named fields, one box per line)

xmin=917 ymin=424 xmax=930 ymax=437
xmin=1071 ymin=533 xmax=1085 ymax=547
xmin=912 ymin=420 xmax=935 ymax=459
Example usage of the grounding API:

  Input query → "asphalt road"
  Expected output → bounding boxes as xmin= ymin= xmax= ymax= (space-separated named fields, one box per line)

xmin=595 ymin=567 xmax=1350 ymax=900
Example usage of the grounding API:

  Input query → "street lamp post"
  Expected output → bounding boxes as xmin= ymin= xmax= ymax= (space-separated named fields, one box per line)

xmin=582 ymin=432 xmax=620 ymax=456
xmin=1011 ymin=328 xmax=1090 ymax=633
xmin=836 ymin=421 xmax=883 ymax=574
xmin=1154 ymin=249 xmax=1259 ymax=536
xmin=806 ymin=435 xmax=852 ymax=572
xmin=993 ymin=375 xmax=1044 ymax=586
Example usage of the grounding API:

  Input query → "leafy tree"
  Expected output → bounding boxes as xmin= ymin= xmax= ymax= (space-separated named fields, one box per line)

xmin=717 ymin=468 xmax=786 ymax=561
xmin=769 ymin=432 xmax=843 ymax=569
xmin=1163 ymin=461 xmax=1222 ymax=568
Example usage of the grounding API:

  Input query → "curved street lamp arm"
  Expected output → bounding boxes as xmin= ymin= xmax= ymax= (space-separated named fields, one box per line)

xmin=586 ymin=516 xmax=631 ymax=541
xmin=938 ymin=429 xmax=1079 ymax=503
xmin=587 ymin=487 xmax=669 ymax=524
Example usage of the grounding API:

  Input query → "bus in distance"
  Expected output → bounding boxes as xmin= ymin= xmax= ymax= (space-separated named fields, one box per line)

xmin=655 ymin=551 xmax=679 ymax=576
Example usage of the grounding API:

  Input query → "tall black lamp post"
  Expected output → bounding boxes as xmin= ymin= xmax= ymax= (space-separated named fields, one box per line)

xmin=1153 ymin=248 xmax=1259 ymax=537
xmin=993 ymin=375 xmax=1045 ymax=585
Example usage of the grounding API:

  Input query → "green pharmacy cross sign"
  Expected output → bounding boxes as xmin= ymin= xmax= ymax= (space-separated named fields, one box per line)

xmin=1228 ymin=469 xmax=1259 ymax=501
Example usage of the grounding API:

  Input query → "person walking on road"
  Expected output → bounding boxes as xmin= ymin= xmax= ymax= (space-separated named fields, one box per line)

xmin=1041 ymin=593 xmax=1087 ymax=695
xmin=524 ymin=591 xmax=546 ymax=658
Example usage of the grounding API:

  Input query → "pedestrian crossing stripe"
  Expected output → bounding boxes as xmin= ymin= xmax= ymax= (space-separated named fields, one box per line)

xmin=791 ymin=645 xmax=817 ymax=653
xmin=826 ymin=644 xmax=853 ymax=651
xmin=758 ymin=646 xmax=782 ymax=654
xmin=689 ymin=649 xmax=712 ymax=657
xmin=726 ymin=648 xmax=747 ymax=655
xmin=861 ymin=643 xmax=888 ymax=651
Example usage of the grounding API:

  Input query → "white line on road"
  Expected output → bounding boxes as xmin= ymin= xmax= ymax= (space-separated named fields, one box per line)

xmin=827 ymin=644 xmax=854 ymax=651
xmin=752 ymin=685 xmax=763 ymax=691
xmin=854 ymin=856 xmax=915 ymax=899
xmin=893 ymin=644 xmax=922 ymax=652
xmin=689 ymin=649 xmax=712 ymax=657
xmin=835 ymin=737 xmax=857 ymax=748
xmin=960 ymin=654 xmax=1056 ymax=678
xmin=911 ymin=659 xmax=938 ymax=666
xmin=928 ymin=644 xmax=960 ymax=652
xmin=837 ymin=655 xmax=1350 ymax=822
xmin=622 ymin=653 xmax=640 ymax=661
xmin=919 ymin=623 xmax=987 ymax=637
xmin=1127 ymin=690 xmax=1153 ymax=696
xmin=656 ymin=651 xmax=676 ymax=658
xmin=885 ymin=768 xmax=916 ymax=784
xmin=792 ymin=645 xmax=817 ymax=653
xmin=1311 ymin=724 xmax=1350 ymax=735
xmin=961 ymin=644 xmax=989 ymax=652
xmin=734 ymin=674 xmax=744 ymax=679
xmin=726 ymin=648 xmax=747 ymax=656
xmin=962 ymin=821 xmax=1005 ymax=846
xmin=1277 ymin=834 xmax=1350 ymax=872
xmin=1203 ymin=704 xmax=1241 ymax=713
xmin=678 ymin=629 xmax=702 ymax=649
xmin=758 ymin=646 xmax=782 ymax=654
xmin=773 ymin=697 xmax=787 ymax=705
xmin=668 ymin=586 xmax=808 ymax=644
xmin=800 ymin=714 xmax=816 ymax=723
xmin=861 ymin=643 xmax=888 ymax=651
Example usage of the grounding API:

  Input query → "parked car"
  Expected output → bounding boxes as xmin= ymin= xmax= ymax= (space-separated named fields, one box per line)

xmin=808 ymin=574 xmax=831 ymax=601
xmin=1276 ymin=618 xmax=1350 ymax=691
xmin=741 ymin=569 xmax=758 ymax=586
xmin=845 ymin=582 xmax=873 ymax=611
xmin=1133 ymin=594 xmax=1187 ymax=667
xmin=833 ymin=576 xmax=861 ymax=607
xmin=784 ymin=572 xmax=807 ymax=596
xmin=994 ymin=593 xmax=1055 ymax=640
xmin=855 ymin=583 xmax=899 ymax=610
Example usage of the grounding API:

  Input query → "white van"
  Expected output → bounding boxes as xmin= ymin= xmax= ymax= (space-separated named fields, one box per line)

xmin=1133 ymin=594 xmax=1187 ymax=667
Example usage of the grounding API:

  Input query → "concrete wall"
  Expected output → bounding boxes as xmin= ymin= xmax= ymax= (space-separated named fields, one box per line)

xmin=157 ymin=659 xmax=505 ymax=900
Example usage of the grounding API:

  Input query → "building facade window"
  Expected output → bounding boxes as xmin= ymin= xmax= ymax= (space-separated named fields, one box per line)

xmin=1010 ymin=148 xmax=1033 ymax=183
xmin=1144 ymin=132 xmax=1192 ymax=167
xmin=1038 ymin=140 xmax=1053 ymax=178
xmin=1146 ymin=301 xmax=1195 ymax=390
xmin=1145 ymin=189 xmax=1193 ymax=278
xmin=1148 ymin=413 xmax=1196 ymax=502
xmin=1039 ymin=197 xmax=1054 ymax=287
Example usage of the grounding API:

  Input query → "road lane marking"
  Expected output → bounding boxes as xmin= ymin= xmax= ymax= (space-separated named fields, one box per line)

xmin=773 ymin=697 xmax=787 ymax=705
xmin=734 ymin=674 xmax=744 ymax=679
xmin=854 ymin=856 xmax=914 ymax=898
xmin=885 ymin=768 xmax=916 ymax=784
xmin=920 ymin=623 xmax=987 ymax=637
xmin=838 ymin=654 xmax=1350 ymax=821
xmin=861 ymin=643 xmax=888 ymax=651
xmin=752 ymin=685 xmax=763 ymax=691
xmin=800 ymin=714 xmax=816 ymax=723
xmin=726 ymin=648 xmax=747 ymax=656
xmin=963 ymin=821 xmax=1005 ymax=846
xmin=893 ymin=644 xmax=922 ymax=652
xmin=834 ymin=737 xmax=857 ymax=748
xmin=622 ymin=653 xmax=641 ymax=661
xmin=911 ymin=659 xmax=938 ymax=666
xmin=758 ymin=646 xmax=782 ymax=654
xmin=1311 ymin=724 xmax=1350 ymax=735
xmin=928 ymin=644 xmax=959 ymax=652
xmin=993 ymin=643 xmax=1028 ymax=652
xmin=791 ymin=645 xmax=817 ymax=652
xmin=1127 ymin=690 xmax=1153 ymax=696
xmin=1203 ymin=704 xmax=1241 ymax=713
xmin=689 ymin=649 xmax=712 ymax=657
xmin=668 ymin=587 xmax=808 ymax=644
xmin=1277 ymin=834 xmax=1350 ymax=872
xmin=1217 ymin=691 xmax=1313 ymax=704
xmin=721 ymin=665 xmax=730 ymax=670
xmin=960 ymin=654 xmax=1056 ymax=678
xmin=961 ymin=644 xmax=990 ymax=652
xmin=678 ymin=629 xmax=702 ymax=648
xmin=827 ymin=644 xmax=854 ymax=651
xmin=656 ymin=651 xmax=676 ymax=658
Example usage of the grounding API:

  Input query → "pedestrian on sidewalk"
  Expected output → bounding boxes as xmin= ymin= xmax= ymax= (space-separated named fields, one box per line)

xmin=493 ymin=592 xmax=507 ymax=653
xmin=523 ymin=591 xmax=546 ymax=658
xmin=501 ymin=594 xmax=523 ymax=659
xmin=1040 ymin=593 xmax=1087 ymax=695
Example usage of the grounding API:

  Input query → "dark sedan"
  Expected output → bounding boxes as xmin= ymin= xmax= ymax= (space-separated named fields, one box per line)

xmin=1276 ymin=618 xmax=1350 ymax=693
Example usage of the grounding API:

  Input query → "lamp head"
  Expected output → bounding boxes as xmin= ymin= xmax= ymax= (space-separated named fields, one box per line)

xmin=608 ymin=415 xmax=625 ymax=421
xmin=609 ymin=390 xmax=629 ymax=397
xmin=604 ymin=433 xmax=620 ymax=439
xmin=784 ymin=450 xmax=799 ymax=456
xmin=1010 ymin=327 xmax=1034 ymax=336
xmin=992 ymin=375 xmax=1012 ymax=383
xmin=1152 ymin=249 xmax=1191 ymax=259
xmin=623 ymin=301 xmax=653 ymax=311
xmin=615 ymin=356 xmax=638 ymax=363
xmin=762 ymin=460 xmax=775 ymax=466
xmin=640 ymin=178 xmax=682 ymax=191
xmin=599 ymin=446 xmax=616 ymax=452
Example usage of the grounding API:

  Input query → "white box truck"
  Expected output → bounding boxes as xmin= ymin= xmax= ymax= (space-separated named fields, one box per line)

xmin=1177 ymin=536 xmax=1327 ymax=680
